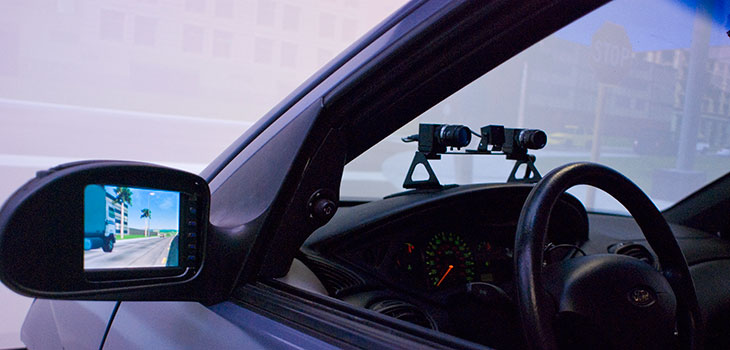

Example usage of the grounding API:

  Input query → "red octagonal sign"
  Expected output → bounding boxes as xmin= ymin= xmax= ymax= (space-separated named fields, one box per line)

xmin=590 ymin=22 xmax=633 ymax=85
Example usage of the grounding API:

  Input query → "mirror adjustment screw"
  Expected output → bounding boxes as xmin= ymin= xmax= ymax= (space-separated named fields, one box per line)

xmin=307 ymin=189 xmax=337 ymax=222
xmin=313 ymin=198 xmax=336 ymax=219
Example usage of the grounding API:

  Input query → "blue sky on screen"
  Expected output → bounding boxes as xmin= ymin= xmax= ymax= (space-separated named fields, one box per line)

xmin=105 ymin=186 xmax=180 ymax=231
xmin=554 ymin=0 xmax=730 ymax=51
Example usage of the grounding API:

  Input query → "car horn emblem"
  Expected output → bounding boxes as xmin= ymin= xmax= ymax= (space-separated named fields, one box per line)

xmin=628 ymin=287 xmax=656 ymax=307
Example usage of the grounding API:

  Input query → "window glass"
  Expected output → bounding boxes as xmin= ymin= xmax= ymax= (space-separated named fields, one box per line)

xmin=343 ymin=0 xmax=730 ymax=213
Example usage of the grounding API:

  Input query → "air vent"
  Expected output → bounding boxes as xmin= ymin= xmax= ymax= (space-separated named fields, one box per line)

xmin=609 ymin=242 xmax=657 ymax=268
xmin=302 ymin=255 xmax=366 ymax=297
xmin=369 ymin=299 xmax=438 ymax=330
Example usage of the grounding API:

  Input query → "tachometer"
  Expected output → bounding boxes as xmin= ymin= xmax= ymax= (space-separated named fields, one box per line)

xmin=424 ymin=232 xmax=475 ymax=288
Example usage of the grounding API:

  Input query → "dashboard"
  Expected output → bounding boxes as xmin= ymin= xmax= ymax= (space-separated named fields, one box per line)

xmin=300 ymin=184 xmax=588 ymax=348
xmin=303 ymin=184 xmax=588 ymax=291
xmin=328 ymin=200 xmax=585 ymax=295
xmin=293 ymin=182 xmax=730 ymax=349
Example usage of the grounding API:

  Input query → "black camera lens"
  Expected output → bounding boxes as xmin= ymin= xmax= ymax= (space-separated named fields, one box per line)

xmin=516 ymin=129 xmax=547 ymax=150
xmin=436 ymin=125 xmax=471 ymax=148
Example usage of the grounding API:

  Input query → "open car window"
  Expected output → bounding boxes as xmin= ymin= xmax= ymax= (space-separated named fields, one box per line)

xmin=342 ymin=0 xmax=730 ymax=214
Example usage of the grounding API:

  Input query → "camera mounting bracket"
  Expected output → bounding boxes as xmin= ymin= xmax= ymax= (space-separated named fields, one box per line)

xmin=403 ymin=152 xmax=442 ymax=189
xmin=507 ymin=154 xmax=541 ymax=183
xmin=401 ymin=150 xmax=542 ymax=190
xmin=401 ymin=123 xmax=546 ymax=190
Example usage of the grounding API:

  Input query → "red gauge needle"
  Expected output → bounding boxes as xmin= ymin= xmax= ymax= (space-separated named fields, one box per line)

xmin=436 ymin=264 xmax=454 ymax=287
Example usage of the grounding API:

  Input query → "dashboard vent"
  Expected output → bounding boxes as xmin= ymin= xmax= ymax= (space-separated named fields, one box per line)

xmin=369 ymin=299 xmax=437 ymax=330
xmin=610 ymin=242 xmax=657 ymax=268
xmin=302 ymin=255 xmax=366 ymax=297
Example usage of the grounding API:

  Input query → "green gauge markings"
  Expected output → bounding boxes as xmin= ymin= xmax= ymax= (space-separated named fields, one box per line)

xmin=424 ymin=232 xmax=475 ymax=288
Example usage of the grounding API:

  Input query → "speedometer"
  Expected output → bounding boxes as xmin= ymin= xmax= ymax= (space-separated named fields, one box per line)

xmin=424 ymin=232 xmax=475 ymax=289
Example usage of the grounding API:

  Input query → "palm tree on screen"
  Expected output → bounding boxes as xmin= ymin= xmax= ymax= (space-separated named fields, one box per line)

xmin=141 ymin=208 xmax=152 ymax=237
xmin=114 ymin=187 xmax=133 ymax=239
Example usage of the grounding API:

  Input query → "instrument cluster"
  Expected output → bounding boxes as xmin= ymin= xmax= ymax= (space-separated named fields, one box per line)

xmin=323 ymin=185 xmax=588 ymax=297
xmin=384 ymin=221 xmax=516 ymax=291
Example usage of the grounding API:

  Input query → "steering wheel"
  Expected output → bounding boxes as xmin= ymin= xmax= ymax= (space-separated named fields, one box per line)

xmin=514 ymin=162 xmax=703 ymax=350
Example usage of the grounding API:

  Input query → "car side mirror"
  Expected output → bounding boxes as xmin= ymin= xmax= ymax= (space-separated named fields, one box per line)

xmin=0 ymin=161 xmax=208 ymax=299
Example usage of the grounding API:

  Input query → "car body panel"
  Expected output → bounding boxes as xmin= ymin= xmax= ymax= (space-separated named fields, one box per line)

xmin=103 ymin=301 xmax=335 ymax=350
xmin=21 ymin=299 xmax=336 ymax=350
xmin=21 ymin=300 xmax=116 ymax=350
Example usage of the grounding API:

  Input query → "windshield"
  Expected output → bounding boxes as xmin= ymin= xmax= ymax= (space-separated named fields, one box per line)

xmin=342 ymin=0 xmax=730 ymax=213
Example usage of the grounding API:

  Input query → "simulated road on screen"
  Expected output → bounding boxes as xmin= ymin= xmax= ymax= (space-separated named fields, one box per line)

xmin=84 ymin=236 xmax=175 ymax=269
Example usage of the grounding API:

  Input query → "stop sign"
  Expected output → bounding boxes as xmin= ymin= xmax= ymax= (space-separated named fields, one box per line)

xmin=590 ymin=22 xmax=633 ymax=85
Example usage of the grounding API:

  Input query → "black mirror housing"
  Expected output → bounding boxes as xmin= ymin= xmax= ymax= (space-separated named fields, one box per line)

xmin=0 ymin=161 xmax=209 ymax=299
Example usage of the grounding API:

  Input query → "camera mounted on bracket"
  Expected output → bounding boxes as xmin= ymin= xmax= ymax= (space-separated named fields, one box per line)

xmin=401 ymin=123 xmax=547 ymax=189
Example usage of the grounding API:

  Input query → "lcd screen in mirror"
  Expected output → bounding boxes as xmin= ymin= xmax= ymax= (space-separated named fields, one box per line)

xmin=83 ymin=185 xmax=180 ymax=269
